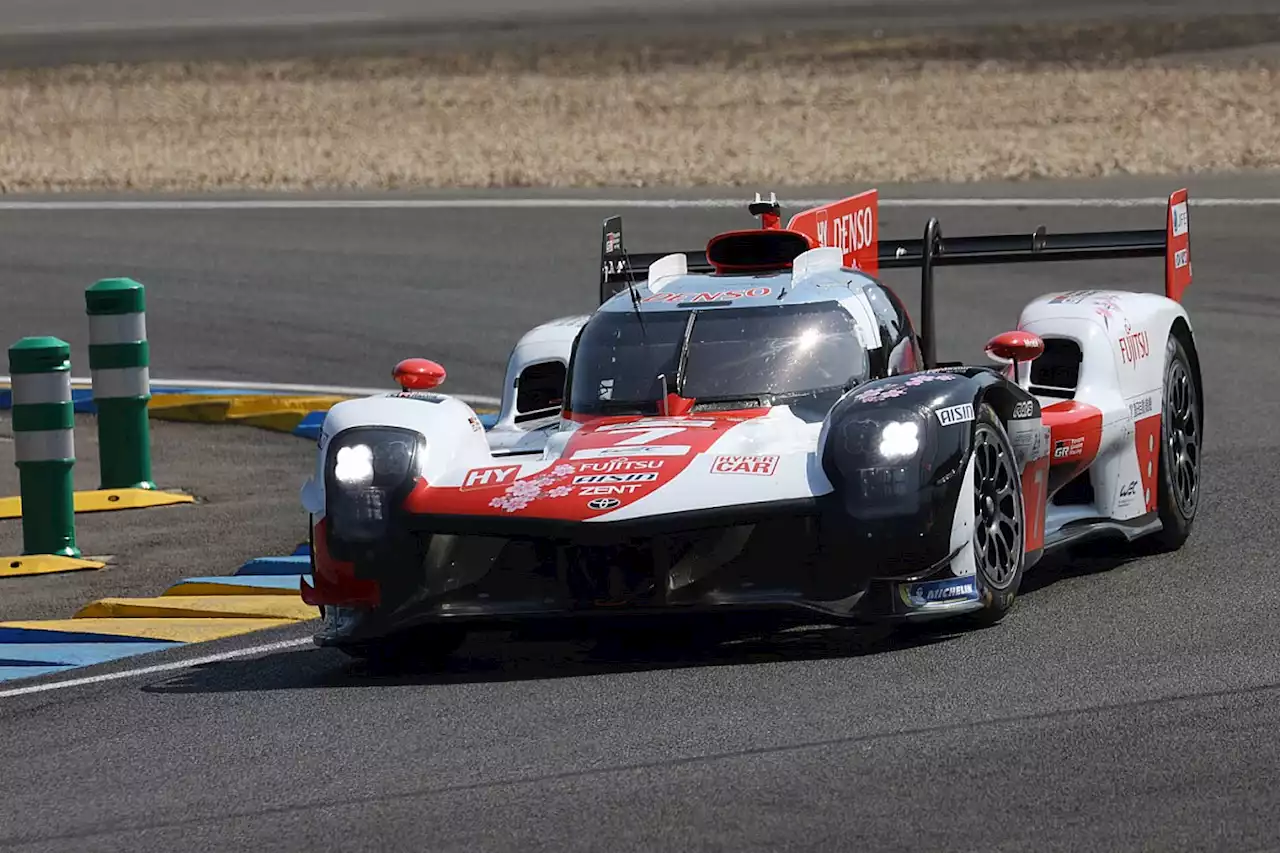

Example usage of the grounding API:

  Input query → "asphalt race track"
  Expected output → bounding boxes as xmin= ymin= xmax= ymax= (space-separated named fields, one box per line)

xmin=3 ymin=179 xmax=1280 ymax=851
xmin=2 ymin=0 xmax=1265 ymax=33
xmin=0 ymin=0 xmax=1270 ymax=65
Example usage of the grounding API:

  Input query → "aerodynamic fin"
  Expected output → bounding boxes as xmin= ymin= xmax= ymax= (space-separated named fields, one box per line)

xmin=1165 ymin=188 xmax=1191 ymax=302
xmin=787 ymin=189 xmax=879 ymax=273
xmin=599 ymin=215 xmax=626 ymax=304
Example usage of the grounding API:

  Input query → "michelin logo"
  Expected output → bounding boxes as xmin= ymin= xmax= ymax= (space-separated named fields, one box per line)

xmin=901 ymin=576 xmax=981 ymax=609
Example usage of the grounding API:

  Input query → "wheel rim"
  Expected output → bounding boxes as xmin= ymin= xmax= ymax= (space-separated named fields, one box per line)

xmin=1165 ymin=355 xmax=1201 ymax=518
xmin=972 ymin=424 xmax=1023 ymax=590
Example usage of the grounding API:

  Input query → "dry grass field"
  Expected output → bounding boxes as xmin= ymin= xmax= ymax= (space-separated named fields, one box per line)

xmin=2 ymin=18 xmax=1279 ymax=192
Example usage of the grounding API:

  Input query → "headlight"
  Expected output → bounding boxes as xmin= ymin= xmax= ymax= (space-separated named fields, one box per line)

xmin=335 ymin=444 xmax=375 ymax=487
xmin=878 ymin=421 xmax=920 ymax=459
xmin=325 ymin=427 xmax=426 ymax=544
xmin=372 ymin=437 xmax=416 ymax=479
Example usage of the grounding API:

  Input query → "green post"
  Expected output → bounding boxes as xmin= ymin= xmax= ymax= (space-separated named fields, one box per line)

xmin=8 ymin=337 xmax=80 ymax=557
xmin=86 ymin=278 xmax=154 ymax=490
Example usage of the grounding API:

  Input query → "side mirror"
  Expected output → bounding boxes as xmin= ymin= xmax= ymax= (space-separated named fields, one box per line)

xmin=393 ymin=358 xmax=447 ymax=391
xmin=984 ymin=331 xmax=1044 ymax=389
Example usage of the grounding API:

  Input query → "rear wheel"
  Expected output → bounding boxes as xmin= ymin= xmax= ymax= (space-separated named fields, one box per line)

xmin=1146 ymin=333 xmax=1202 ymax=552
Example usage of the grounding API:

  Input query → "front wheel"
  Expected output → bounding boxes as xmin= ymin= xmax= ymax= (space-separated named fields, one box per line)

xmin=957 ymin=403 xmax=1027 ymax=628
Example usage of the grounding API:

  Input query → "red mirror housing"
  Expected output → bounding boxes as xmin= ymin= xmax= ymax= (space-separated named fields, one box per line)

xmin=984 ymin=331 xmax=1045 ymax=364
xmin=393 ymin=358 xmax=446 ymax=391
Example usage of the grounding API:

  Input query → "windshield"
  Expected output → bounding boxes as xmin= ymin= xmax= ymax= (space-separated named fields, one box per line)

xmin=567 ymin=303 xmax=869 ymax=416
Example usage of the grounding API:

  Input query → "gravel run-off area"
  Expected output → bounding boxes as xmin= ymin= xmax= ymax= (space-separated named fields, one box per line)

xmin=3 ymin=17 xmax=1280 ymax=191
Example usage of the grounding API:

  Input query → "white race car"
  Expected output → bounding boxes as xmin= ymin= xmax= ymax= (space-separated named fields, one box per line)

xmin=300 ymin=189 xmax=1203 ymax=663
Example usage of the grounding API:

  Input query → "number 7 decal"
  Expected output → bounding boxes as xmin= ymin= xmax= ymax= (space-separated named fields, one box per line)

xmin=607 ymin=427 xmax=685 ymax=446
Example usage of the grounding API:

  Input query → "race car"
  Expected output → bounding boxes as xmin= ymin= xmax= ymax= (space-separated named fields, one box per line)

xmin=300 ymin=188 xmax=1202 ymax=662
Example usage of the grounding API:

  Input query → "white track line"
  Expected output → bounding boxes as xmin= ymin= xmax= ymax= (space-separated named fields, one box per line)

xmin=0 ymin=637 xmax=313 ymax=699
xmin=0 ymin=196 xmax=1271 ymax=210
xmin=0 ymin=376 xmax=502 ymax=408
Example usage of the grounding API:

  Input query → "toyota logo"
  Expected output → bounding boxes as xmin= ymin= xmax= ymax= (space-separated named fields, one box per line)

xmin=587 ymin=497 xmax=621 ymax=510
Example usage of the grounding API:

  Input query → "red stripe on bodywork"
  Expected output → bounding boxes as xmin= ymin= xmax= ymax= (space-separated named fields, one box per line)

xmin=1021 ymin=453 xmax=1050 ymax=553
xmin=1042 ymin=401 xmax=1104 ymax=471
xmin=300 ymin=517 xmax=381 ymax=608
xmin=1134 ymin=413 xmax=1162 ymax=512
xmin=404 ymin=410 xmax=768 ymax=521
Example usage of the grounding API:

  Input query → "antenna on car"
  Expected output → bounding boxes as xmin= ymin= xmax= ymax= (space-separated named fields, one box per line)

xmin=600 ymin=215 xmax=645 ymax=334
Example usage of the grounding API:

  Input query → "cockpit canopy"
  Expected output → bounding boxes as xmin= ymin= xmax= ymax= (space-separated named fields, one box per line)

xmin=565 ymin=301 xmax=869 ymax=418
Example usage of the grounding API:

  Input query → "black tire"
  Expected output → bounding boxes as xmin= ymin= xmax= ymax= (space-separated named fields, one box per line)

xmin=1146 ymin=332 xmax=1203 ymax=552
xmin=954 ymin=403 xmax=1027 ymax=628
xmin=336 ymin=625 xmax=467 ymax=669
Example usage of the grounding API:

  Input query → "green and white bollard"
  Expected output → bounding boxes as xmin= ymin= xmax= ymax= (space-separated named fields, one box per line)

xmin=86 ymin=278 xmax=155 ymax=490
xmin=8 ymin=337 xmax=80 ymax=558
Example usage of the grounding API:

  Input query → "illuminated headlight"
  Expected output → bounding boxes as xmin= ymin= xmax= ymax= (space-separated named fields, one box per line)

xmin=878 ymin=421 xmax=920 ymax=459
xmin=330 ymin=432 xmax=423 ymax=489
xmin=335 ymin=444 xmax=375 ymax=487
xmin=325 ymin=427 xmax=426 ymax=543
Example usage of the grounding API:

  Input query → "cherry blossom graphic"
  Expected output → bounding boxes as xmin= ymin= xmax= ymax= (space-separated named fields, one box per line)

xmin=1091 ymin=295 xmax=1123 ymax=328
xmin=902 ymin=372 xmax=960 ymax=387
xmin=854 ymin=371 xmax=962 ymax=403
xmin=854 ymin=385 xmax=909 ymax=403
xmin=487 ymin=464 xmax=579 ymax=513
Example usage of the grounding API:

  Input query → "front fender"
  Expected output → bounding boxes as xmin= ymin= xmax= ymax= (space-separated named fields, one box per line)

xmin=817 ymin=368 xmax=1039 ymax=578
xmin=302 ymin=391 xmax=493 ymax=518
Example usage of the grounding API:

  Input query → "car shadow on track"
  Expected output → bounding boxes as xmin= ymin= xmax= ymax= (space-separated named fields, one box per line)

xmin=1019 ymin=544 xmax=1150 ymax=596
xmin=140 ymin=545 xmax=1153 ymax=696
xmin=140 ymin=621 xmax=962 ymax=696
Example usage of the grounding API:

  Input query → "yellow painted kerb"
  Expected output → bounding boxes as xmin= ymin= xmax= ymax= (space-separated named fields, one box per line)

xmin=147 ymin=394 xmax=350 ymax=432
xmin=0 ymin=555 xmax=104 ymax=578
xmin=0 ymin=488 xmax=194 ymax=520
xmin=0 ymin=618 xmax=297 ymax=643
xmin=75 ymin=595 xmax=318 ymax=621
xmin=164 ymin=580 xmax=302 ymax=597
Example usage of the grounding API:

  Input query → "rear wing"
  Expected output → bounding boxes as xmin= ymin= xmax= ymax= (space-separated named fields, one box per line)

xmin=598 ymin=188 xmax=1192 ymax=368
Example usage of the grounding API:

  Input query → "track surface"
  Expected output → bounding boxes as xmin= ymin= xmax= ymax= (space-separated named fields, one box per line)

xmin=0 ymin=0 xmax=1258 ymax=32
xmin=0 ymin=0 xmax=1267 ymax=65
xmin=2 ymin=180 xmax=1280 ymax=850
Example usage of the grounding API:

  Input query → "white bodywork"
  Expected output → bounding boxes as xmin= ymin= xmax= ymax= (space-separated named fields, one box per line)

xmin=1016 ymin=288 xmax=1191 ymax=544
xmin=484 ymin=315 xmax=589 ymax=454
xmin=304 ymin=252 xmax=876 ymax=525
xmin=302 ymin=259 xmax=1192 ymax=580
